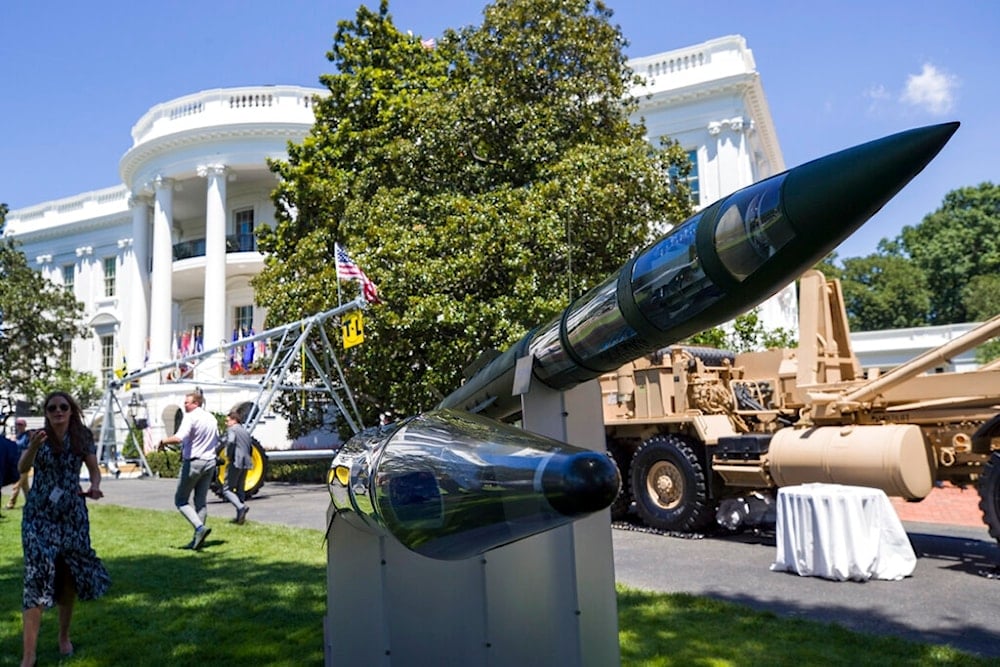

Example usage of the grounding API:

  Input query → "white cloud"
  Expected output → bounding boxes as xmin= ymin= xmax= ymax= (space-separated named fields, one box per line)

xmin=900 ymin=63 xmax=959 ymax=115
xmin=864 ymin=84 xmax=891 ymax=113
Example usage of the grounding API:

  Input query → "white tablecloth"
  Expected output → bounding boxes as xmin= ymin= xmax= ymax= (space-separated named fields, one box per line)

xmin=770 ymin=483 xmax=916 ymax=581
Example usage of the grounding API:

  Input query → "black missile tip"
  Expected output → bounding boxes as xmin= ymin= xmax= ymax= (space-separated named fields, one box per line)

xmin=542 ymin=451 xmax=621 ymax=516
xmin=782 ymin=121 xmax=961 ymax=250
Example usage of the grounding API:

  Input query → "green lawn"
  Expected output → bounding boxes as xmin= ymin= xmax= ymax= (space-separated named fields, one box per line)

xmin=0 ymin=504 xmax=990 ymax=666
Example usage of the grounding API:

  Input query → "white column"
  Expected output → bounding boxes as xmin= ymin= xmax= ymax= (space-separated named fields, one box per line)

xmin=149 ymin=176 xmax=174 ymax=363
xmin=199 ymin=164 xmax=228 ymax=353
xmin=74 ymin=245 xmax=94 ymax=304
xmin=127 ymin=194 xmax=151 ymax=369
xmin=730 ymin=116 xmax=754 ymax=187
xmin=35 ymin=254 xmax=53 ymax=279
xmin=709 ymin=116 xmax=749 ymax=198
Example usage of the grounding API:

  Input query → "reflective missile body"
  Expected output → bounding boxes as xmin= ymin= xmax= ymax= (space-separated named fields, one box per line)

xmin=440 ymin=122 xmax=959 ymax=419
xmin=329 ymin=409 xmax=621 ymax=560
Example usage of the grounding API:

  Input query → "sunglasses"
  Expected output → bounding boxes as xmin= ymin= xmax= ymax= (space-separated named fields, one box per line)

xmin=46 ymin=403 xmax=71 ymax=413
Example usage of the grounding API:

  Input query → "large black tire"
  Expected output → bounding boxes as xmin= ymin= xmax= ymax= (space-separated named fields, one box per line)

xmin=978 ymin=451 xmax=1000 ymax=542
xmin=679 ymin=346 xmax=736 ymax=369
xmin=607 ymin=440 xmax=634 ymax=521
xmin=630 ymin=434 xmax=714 ymax=532
xmin=212 ymin=440 xmax=267 ymax=499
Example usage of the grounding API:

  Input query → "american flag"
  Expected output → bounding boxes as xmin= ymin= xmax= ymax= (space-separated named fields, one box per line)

xmin=335 ymin=243 xmax=382 ymax=304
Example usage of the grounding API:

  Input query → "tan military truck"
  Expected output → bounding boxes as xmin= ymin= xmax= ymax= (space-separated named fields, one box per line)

xmin=602 ymin=269 xmax=1000 ymax=539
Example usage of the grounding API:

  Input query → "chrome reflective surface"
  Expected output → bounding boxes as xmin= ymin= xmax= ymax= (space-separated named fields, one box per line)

xmin=713 ymin=174 xmax=793 ymax=280
xmin=330 ymin=410 xmax=620 ymax=560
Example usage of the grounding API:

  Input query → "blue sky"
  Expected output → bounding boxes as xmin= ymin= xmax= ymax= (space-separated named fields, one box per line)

xmin=1 ymin=0 xmax=995 ymax=259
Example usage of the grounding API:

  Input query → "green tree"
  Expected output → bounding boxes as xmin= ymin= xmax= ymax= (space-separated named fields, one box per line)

xmin=26 ymin=366 xmax=102 ymax=411
xmin=962 ymin=274 xmax=1000 ymax=365
xmin=898 ymin=182 xmax=1000 ymax=324
xmin=837 ymin=250 xmax=931 ymax=331
xmin=813 ymin=252 xmax=843 ymax=282
xmin=687 ymin=307 xmax=796 ymax=353
xmin=961 ymin=273 xmax=1000 ymax=322
xmin=253 ymin=0 xmax=693 ymax=422
xmin=0 ymin=203 xmax=91 ymax=407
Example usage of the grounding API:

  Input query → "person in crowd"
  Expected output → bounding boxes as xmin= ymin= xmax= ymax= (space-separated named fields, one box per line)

xmin=159 ymin=391 xmax=219 ymax=550
xmin=18 ymin=391 xmax=110 ymax=666
xmin=1 ymin=427 xmax=19 ymax=516
xmin=221 ymin=410 xmax=252 ymax=524
xmin=6 ymin=419 xmax=31 ymax=509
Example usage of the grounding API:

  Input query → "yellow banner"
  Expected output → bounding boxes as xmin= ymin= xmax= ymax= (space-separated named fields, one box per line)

xmin=342 ymin=311 xmax=364 ymax=349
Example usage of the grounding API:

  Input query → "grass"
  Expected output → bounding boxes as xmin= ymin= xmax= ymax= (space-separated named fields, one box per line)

xmin=615 ymin=587 xmax=990 ymax=666
xmin=1 ymin=505 xmax=327 ymax=666
xmin=0 ymin=504 xmax=992 ymax=666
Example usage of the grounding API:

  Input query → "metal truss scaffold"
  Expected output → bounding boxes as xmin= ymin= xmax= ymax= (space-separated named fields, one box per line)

xmin=92 ymin=298 xmax=368 ymax=475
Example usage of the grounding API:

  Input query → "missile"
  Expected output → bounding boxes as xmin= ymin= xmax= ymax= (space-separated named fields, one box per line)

xmin=327 ymin=123 xmax=957 ymax=559
xmin=328 ymin=409 xmax=621 ymax=560
xmin=439 ymin=122 xmax=960 ymax=419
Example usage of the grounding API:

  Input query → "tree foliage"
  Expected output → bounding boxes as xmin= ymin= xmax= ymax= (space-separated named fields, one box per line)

xmin=0 ymin=203 xmax=91 ymax=408
xmin=687 ymin=308 xmax=796 ymax=353
xmin=962 ymin=274 xmax=1000 ymax=322
xmin=253 ymin=0 xmax=693 ymax=422
xmin=826 ymin=182 xmax=1000 ymax=331
xmin=897 ymin=182 xmax=1000 ymax=325
xmin=963 ymin=274 xmax=1000 ymax=365
xmin=837 ymin=250 xmax=931 ymax=331
xmin=25 ymin=366 xmax=102 ymax=411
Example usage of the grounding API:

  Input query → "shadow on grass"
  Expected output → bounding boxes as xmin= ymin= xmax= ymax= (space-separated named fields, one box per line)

xmin=0 ymin=505 xmax=327 ymax=667
xmin=3 ymin=504 xmax=998 ymax=666
xmin=616 ymin=587 xmax=995 ymax=667
xmin=613 ymin=525 xmax=1000 ymax=666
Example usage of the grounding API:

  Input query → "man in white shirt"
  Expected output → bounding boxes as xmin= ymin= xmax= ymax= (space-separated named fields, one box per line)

xmin=159 ymin=392 xmax=219 ymax=550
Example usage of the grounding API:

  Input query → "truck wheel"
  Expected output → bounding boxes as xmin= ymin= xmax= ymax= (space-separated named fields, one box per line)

xmin=607 ymin=441 xmax=633 ymax=521
xmin=212 ymin=441 xmax=268 ymax=499
xmin=979 ymin=451 xmax=1000 ymax=541
xmin=630 ymin=434 xmax=714 ymax=532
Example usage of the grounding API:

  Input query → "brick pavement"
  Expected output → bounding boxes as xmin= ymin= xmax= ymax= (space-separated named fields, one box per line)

xmin=889 ymin=482 xmax=988 ymax=528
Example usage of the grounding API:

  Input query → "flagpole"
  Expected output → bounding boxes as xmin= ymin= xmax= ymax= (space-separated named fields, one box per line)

xmin=335 ymin=242 xmax=344 ymax=308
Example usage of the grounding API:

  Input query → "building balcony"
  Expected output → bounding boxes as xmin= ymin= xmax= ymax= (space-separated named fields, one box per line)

xmin=119 ymin=85 xmax=325 ymax=191
xmin=173 ymin=234 xmax=257 ymax=260
xmin=171 ymin=239 xmax=264 ymax=301
xmin=129 ymin=85 xmax=321 ymax=148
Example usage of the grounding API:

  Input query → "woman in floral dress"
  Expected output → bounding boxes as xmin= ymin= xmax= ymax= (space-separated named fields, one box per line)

xmin=18 ymin=391 xmax=110 ymax=666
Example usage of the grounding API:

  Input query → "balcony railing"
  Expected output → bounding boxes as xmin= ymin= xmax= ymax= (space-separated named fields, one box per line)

xmin=173 ymin=234 xmax=257 ymax=260
xmin=130 ymin=85 xmax=323 ymax=147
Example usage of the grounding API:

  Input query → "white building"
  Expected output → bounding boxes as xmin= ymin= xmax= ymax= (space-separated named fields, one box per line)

xmin=851 ymin=322 xmax=982 ymax=373
xmin=3 ymin=35 xmax=792 ymax=447
xmin=628 ymin=35 xmax=796 ymax=333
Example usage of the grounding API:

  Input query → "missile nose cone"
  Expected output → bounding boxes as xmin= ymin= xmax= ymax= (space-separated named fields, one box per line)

xmin=782 ymin=121 xmax=959 ymax=246
xmin=542 ymin=451 xmax=621 ymax=516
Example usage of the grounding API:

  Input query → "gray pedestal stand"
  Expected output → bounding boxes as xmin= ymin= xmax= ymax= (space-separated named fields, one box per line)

xmin=323 ymin=379 xmax=620 ymax=667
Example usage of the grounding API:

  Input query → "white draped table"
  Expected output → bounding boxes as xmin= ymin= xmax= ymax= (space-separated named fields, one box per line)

xmin=770 ymin=483 xmax=916 ymax=581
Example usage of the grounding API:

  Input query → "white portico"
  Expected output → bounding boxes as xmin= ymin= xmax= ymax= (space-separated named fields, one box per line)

xmin=4 ymin=85 xmax=325 ymax=448
xmin=118 ymin=86 xmax=319 ymax=371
